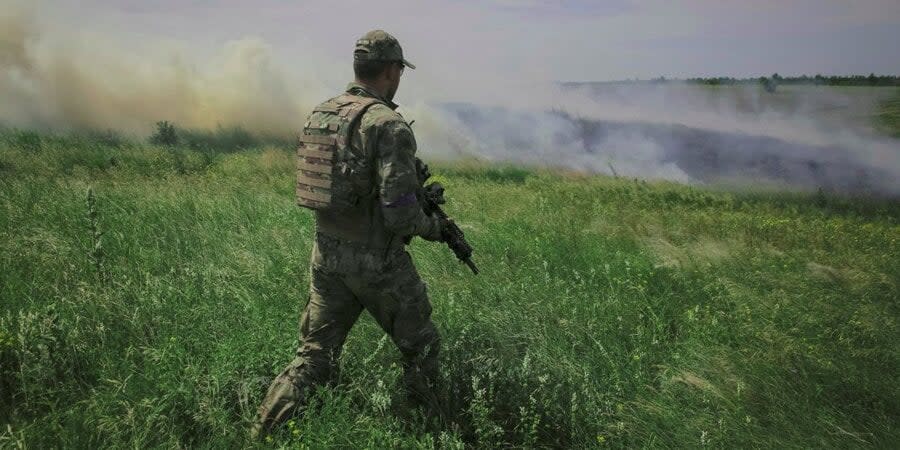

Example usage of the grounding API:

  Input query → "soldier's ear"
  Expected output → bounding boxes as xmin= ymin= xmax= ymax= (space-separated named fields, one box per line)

xmin=385 ymin=62 xmax=403 ymax=82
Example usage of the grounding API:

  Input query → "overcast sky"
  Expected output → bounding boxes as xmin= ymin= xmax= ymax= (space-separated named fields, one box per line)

xmin=45 ymin=0 xmax=900 ymax=84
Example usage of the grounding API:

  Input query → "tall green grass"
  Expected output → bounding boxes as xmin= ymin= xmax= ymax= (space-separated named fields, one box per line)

xmin=0 ymin=131 xmax=897 ymax=448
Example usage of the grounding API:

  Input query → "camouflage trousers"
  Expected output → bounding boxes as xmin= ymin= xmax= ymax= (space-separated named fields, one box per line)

xmin=253 ymin=233 xmax=441 ymax=436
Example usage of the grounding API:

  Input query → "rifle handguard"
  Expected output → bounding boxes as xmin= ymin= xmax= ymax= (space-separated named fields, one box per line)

xmin=416 ymin=158 xmax=478 ymax=275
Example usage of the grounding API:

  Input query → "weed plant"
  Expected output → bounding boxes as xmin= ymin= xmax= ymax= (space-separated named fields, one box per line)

xmin=0 ymin=130 xmax=898 ymax=448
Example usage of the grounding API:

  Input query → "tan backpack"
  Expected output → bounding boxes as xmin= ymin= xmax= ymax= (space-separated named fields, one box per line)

xmin=296 ymin=94 xmax=384 ymax=211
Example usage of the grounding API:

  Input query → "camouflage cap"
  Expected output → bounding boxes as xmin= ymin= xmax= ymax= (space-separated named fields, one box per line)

xmin=354 ymin=30 xmax=415 ymax=69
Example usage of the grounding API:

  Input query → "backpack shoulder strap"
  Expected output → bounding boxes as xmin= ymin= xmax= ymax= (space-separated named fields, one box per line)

xmin=337 ymin=95 xmax=383 ymax=120
xmin=334 ymin=95 xmax=386 ymax=145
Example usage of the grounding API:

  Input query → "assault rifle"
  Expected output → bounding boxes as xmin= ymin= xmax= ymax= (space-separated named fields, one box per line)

xmin=415 ymin=159 xmax=479 ymax=275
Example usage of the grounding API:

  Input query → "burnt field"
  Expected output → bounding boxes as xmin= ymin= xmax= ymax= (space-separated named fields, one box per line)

xmin=558 ymin=116 xmax=896 ymax=195
xmin=431 ymin=85 xmax=900 ymax=197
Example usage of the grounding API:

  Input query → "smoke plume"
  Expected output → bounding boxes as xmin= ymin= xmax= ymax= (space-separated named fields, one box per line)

xmin=412 ymin=84 xmax=900 ymax=195
xmin=0 ymin=1 xmax=326 ymax=135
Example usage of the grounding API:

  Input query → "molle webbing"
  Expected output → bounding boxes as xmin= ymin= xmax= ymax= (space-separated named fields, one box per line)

xmin=296 ymin=134 xmax=336 ymax=208
xmin=295 ymin=95 xmax=382 ymax=211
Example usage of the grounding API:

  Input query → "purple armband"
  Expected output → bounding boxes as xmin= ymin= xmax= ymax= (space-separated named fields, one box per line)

xmin=383 ymin=192 xmax=417 ymax=208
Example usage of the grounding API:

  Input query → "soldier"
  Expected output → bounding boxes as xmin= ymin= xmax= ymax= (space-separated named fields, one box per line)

xmin=252 ymin=30 xmax=449 ymax=438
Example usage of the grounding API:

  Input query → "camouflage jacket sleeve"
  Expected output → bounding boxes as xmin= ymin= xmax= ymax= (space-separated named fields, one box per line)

xmin=375 ymin=119 xmax=442 ymax=241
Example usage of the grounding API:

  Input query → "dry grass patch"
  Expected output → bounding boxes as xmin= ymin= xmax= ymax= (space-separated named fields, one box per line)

xmin=644 ymin=237 xmax=736 ymax=269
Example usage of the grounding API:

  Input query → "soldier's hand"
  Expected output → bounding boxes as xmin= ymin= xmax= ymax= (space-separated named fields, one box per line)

xmin=439 ymin=217 xmax=456 ymax=243
xmin=418 ymin=214 xmax=445 ymax=242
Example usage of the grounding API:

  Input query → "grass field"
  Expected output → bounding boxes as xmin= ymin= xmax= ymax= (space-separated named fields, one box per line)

xmin=0 ymin=128 xmax=898 ymax=448
xmin=876 ymin=94 xmax=900 ymax=137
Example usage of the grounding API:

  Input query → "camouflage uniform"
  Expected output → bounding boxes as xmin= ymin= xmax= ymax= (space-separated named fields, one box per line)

xmin=253 ymin=30 xmax=443 ymax=436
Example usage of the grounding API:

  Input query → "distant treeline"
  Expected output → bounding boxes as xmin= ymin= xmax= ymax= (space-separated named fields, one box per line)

xmin=686 ymin=74 xmax=900 ymax=87
xmin=563 ymin=74 xmax=900 ymax=88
